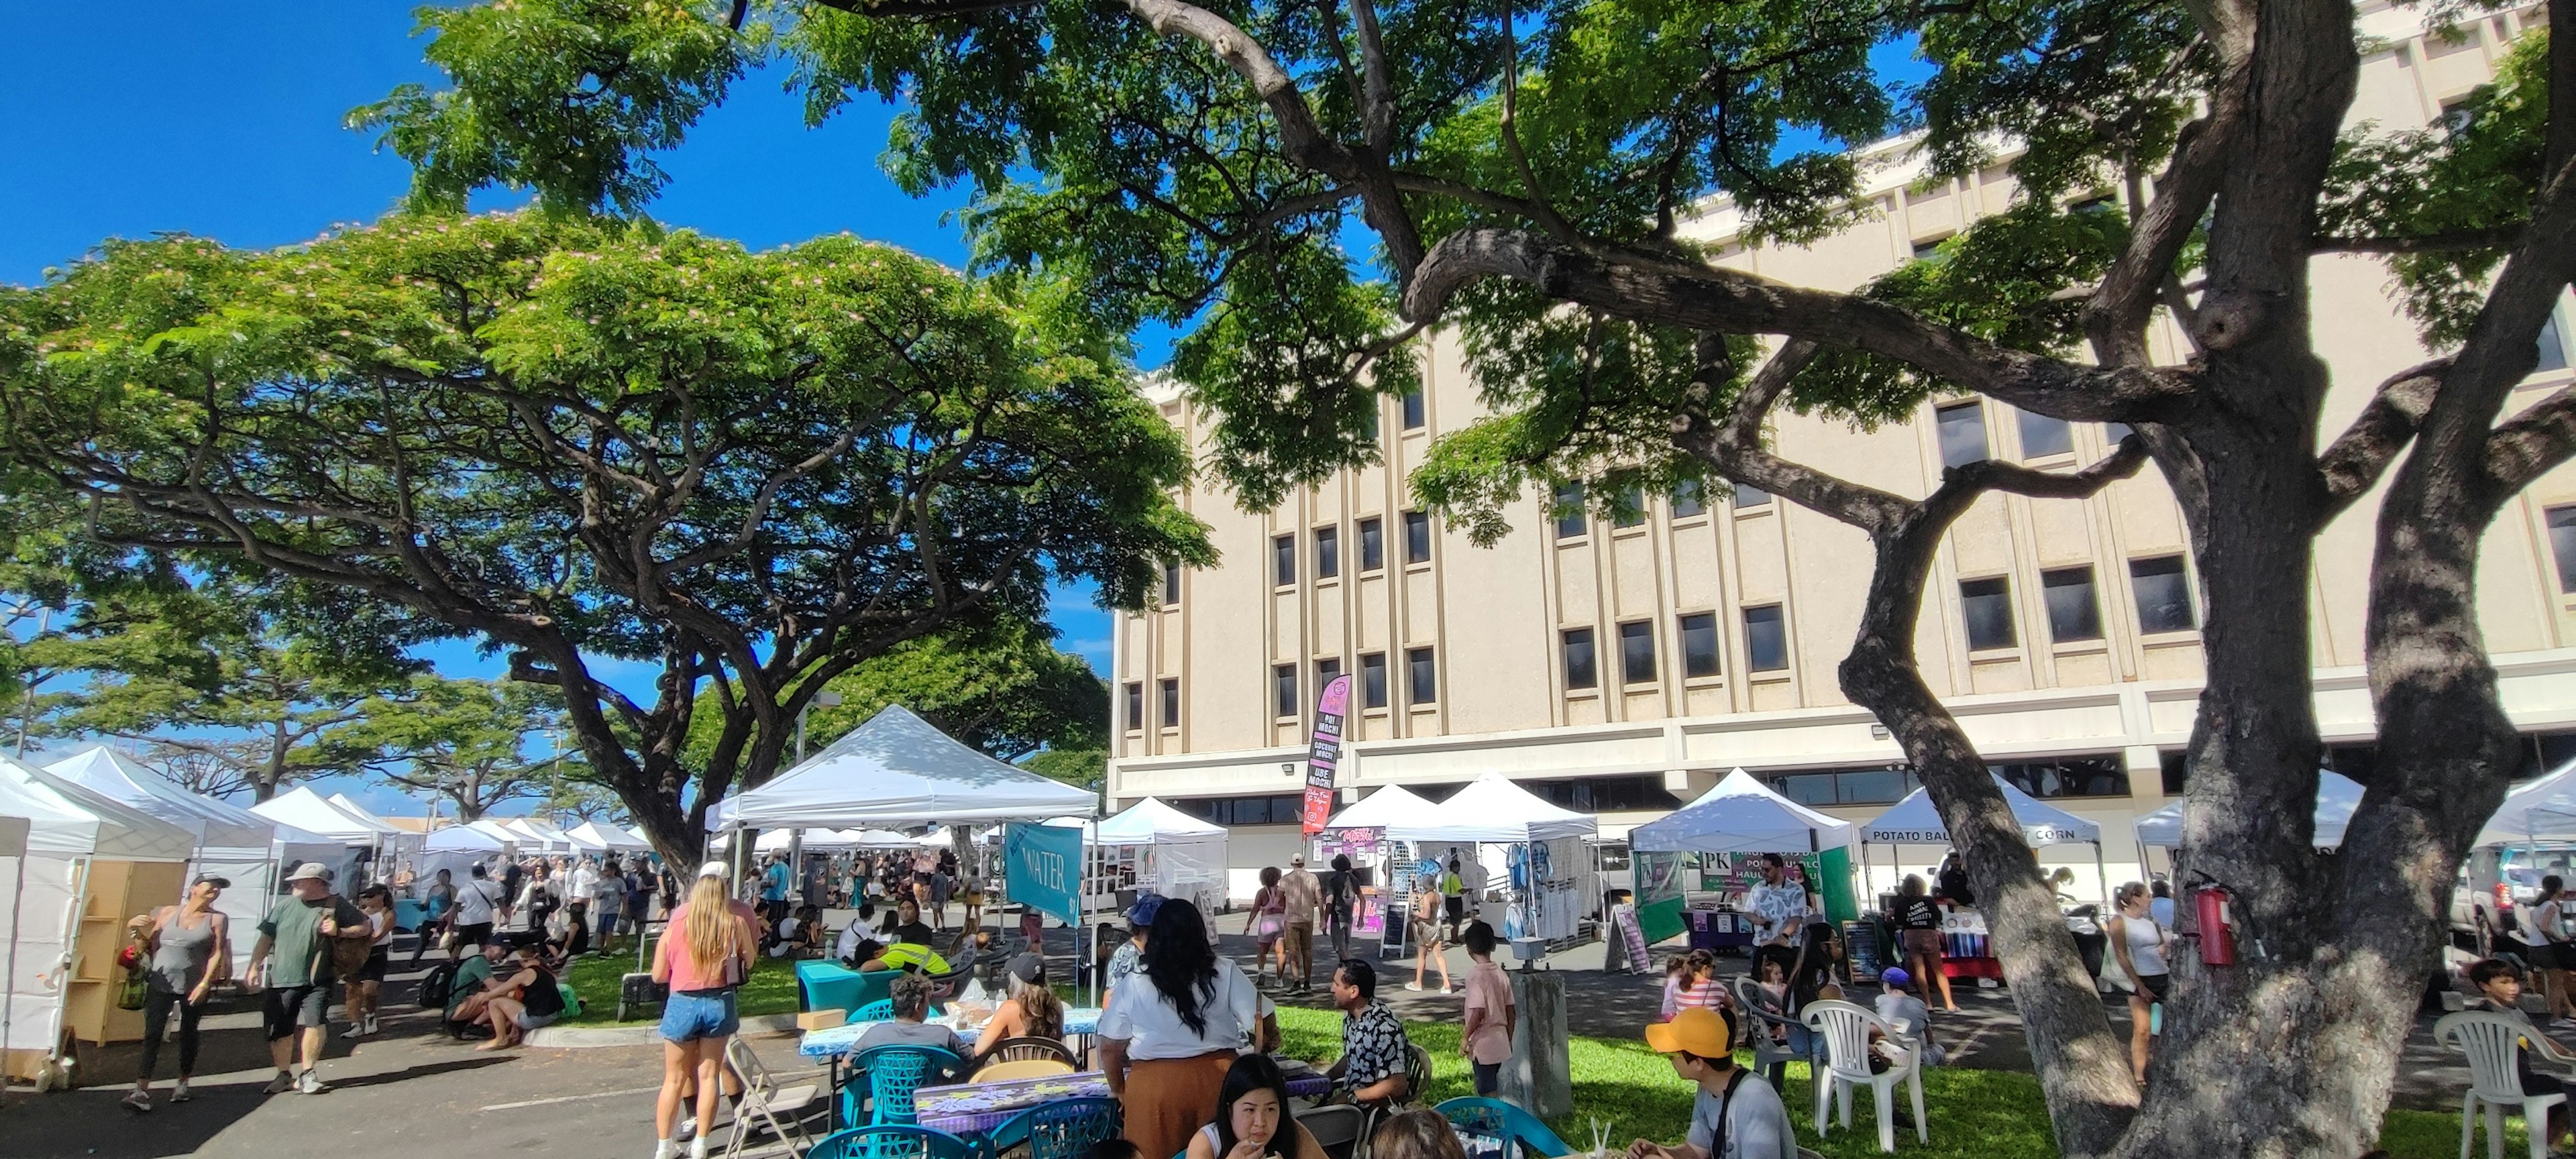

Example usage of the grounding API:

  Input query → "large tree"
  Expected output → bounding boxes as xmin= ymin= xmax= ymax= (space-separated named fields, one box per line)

xmin=322 ymin=675 xmax=569 ymax=821
xmin=0 ymin=212 xmax=1210 ymax=861
xmin=347 ymin=1 xmax=2576 ymax=1154
xmin=799 ymin=617 xmax=1108 ymax=761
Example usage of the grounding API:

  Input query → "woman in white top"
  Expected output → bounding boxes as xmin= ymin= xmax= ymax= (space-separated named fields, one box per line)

xmin=2107 ymin=881 xmax=2169 ymax=1084
xmin=344 ymin=885 xmax=398 ymax=1038
xmin=1099 ymin=899 xmax=1263 ymax=1159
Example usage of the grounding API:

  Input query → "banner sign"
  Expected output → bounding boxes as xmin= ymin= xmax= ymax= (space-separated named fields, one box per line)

xmin=1300 ymin=674 xmax=1353 ymax=834
xmin=1003 ymin=821 xmax=1083 ymax=926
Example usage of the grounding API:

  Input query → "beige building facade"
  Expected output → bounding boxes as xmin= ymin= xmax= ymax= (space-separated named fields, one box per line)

xmin=1108 ymin=1 xmax=2576 ymax=898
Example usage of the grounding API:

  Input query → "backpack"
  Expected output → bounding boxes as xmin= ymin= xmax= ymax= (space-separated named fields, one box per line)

xmin=324 ymin=900 xmax=374 ymax=978
xmin=417 ymin=961 xmax=458 ymax=1009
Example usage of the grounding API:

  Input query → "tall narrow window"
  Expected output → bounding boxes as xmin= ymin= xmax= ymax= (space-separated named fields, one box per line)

xmin=1619 ymin=620 xmax=1657 ymax=683
xmin=1360 ymin=653 xmax=1389 ymax=709
xmin=1403 ymin=510 xmax=1432 ymax=564
xmin=1614 ymin=488 xmax=1648 ymax=529
xmin=1313 ymin=526 xmax=1340 ymax=579
xmin=2131 ymin=555 xmax=2198 ymax=633
xmin=1407 ymin=648 xmax=1438 ymax=705
xmin=1272 ymin=535 xmax=1295 ymax=587
xmin=1162 ymin=562 xmax=1181 ymax=605
xmin=2017 ymin=408 xmax=2074 ymax=458
xmin=1401 ymin=388 xmax=1426 ymax=430
xmin=1316 ymin=657 xmax=1342 ymax=693
xmin=2041 ymin=566 xmax=2104 ymax=642
xmin=1554 ymin=483 xmax=1587 ymax=539
xmin=1560 ymin=628 xmax=1598 ymax=690
xmin=2547 ymin=506 xmax=2576 ymax=593
xmin=1358 ymin=517 xmax=1385 ymax=571
xmin=1124 ymin=683 xmax=1144 ymax=732
xmin=1671 ymin=480 xmax=1706 ymax=518
xmin=1744 ymin=605 xmax=1788 ymax=673
xmin=1937 ymin=402 xmax=1990 ymax=468
xmin=1960 ymin=576 xmax=2018 ymax=651
xmin=1273 ymin=664 xmax=1298 ymax=718
xmin=1357 ymin=404 xmax=1379 ymax=443
xmin=1159 ymin=678 xmax=1180 ymax=728
xmin=1734 ymin=483 xmax=1772 ymax=508
xmin=2541 ymin=303 xmax=2571 ymax=373
xmin=1679 ymin=612 xmax=1721 ymax=677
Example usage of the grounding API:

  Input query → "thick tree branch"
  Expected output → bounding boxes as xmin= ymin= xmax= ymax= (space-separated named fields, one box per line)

xmin=2487 ymin=381 xmax=2576 ymax=494
xmin=1409 ymin=227 xmax=2193 ymax=422
xmin=2316 ymin=357 xmax=2450 ymax=514
xmin=2310 ymin=227 xmax=2527 ymax=254
xmin=2084 ymin=64 xmax=2245 ymax=367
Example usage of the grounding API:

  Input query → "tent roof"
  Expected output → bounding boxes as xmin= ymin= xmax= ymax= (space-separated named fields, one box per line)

xmin=1860 ymin=774 xmax=2102 ymax=846
xmin=251 ymin=787 xmax=385 ymax=845
xmin=496 ymin=818 xmax=575 ymax=852
xmin=324 ymin=793 xmax=413 ymax=840
xmin=45 ymin=746 xmax=274 ymax=851
xmin=1383 ymin=773 xmax=1599 ymax=843
xmin=1097 ymin=797 xmax=1227 ymax=843
xmin=2479 ymin=758 xmax=2576 ymax=847
xmin=0 ymin=755 xmax=199 ymax=861
xmin=1630 ymin=768 xmax=1856 ymax=854
xmin=1322 ymin=785 xmax=1437 ymax=831
xmin=712 ymin=704 xmax=1099 ymax=829
xmin=2135 ymin=771 xmax=2365 ymax=849
xmin=424 ymin=822 xmax=511 ymax=854
xmin=566 ymin=820 xmax=649 ymax=852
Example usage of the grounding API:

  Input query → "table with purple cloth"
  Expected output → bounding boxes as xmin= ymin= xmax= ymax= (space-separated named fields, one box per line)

xmin=914 ymin=1066 xmax=1332 ymax=1137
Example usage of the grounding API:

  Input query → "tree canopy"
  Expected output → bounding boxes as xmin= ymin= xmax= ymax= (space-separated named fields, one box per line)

xmin=334 ymin=1 xmax=2576 ymax=1154
xmin=320 ymin=675 xmax=572 ymax=820
xmin=0 ymin=210 xmax=1210 ymax=857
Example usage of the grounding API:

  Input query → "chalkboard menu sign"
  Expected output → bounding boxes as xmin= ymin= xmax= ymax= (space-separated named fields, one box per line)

xmin=1842 ymin=920 xmax=1884 ymax=983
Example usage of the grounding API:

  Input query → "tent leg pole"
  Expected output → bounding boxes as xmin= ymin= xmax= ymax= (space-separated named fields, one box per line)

xmin=2 ymin=852 xmax=23 ymax=1107
xmin=2096 ymin=842 xmax=2110 ymax=909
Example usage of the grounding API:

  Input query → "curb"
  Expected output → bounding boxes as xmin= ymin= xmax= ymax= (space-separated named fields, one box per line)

xmin=527 ymin=1012 xmax=802 ymax=1048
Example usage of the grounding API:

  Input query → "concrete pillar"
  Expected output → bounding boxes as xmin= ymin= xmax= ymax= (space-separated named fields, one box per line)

xmin=1503 ymin=971 xmax=1570 ymax=1117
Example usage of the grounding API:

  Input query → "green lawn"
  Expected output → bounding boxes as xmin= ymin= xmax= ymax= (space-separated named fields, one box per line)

xmin=554 ymin=938 xmax=802 ymax=1026
xmin=536 ymin=956 xmax=2496 ymax=1156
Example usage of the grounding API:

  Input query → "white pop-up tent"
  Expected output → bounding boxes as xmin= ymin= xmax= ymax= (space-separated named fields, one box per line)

xmin=252 ymin=787 xmax=384 ymax=847
xmin=1 ymin=756 xmax=196 ymax=1083
xmin=44 ymin=747 xmax=337 ymax=972
xmin=1862 ymin=773 xmax=2108 ymax=904
xmin=711 ymin=705 xmax=1099 ymax=829
xmin=1382 ymin=773 xmax=1599 ymax=844
xmin=1631 ymin=768 xmax=1857 ymax=854
xmin=1092 ymin=798 xmax=1229 ymax=916
xmin=1320 ymin=784 xmax=1438 ymax=832
xmin=498 ymin=818 xmax=576 ymax=854
xmin=567 ymin=820 xmax=651 ymax=853
xmin=419 ymin=821 xmax=514 ymax=884
xmin=2134 ymin=771 xmax=2367 ymax=850
xmin=2478 ymin=759 xmax=2576 ymax=847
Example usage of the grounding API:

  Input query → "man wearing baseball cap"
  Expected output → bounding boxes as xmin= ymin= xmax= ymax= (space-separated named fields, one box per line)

xmin=244 ymin=863 xmax=369 ymax=1096
xmin=1631 ymin=1007 xmax=1794 ymax=1159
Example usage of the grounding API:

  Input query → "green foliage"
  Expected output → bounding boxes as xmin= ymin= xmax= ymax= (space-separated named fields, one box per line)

xmin=321 ymin=675 xmax=569 ymax=820
xmin=2317 ymin=30 xmax=2554 ymax=348
xmin=1909 ymin=0 xmax=2202 ymax=201
xmin=0 ymin=209 xmax=1209 ymax=846
xmin=1019 ymin=746 xmax=1106 ymax=789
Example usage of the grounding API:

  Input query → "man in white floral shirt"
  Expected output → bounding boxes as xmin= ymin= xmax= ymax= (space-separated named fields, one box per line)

xmin=1746 ymin=854 xmax=1811 ymax=979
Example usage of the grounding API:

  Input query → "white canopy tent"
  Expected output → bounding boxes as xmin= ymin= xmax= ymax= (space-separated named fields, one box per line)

xmin=2478 ymin=758 xmax=2576 ymax=847
xmin=1091 ymin=798 xmax=1229 ymax=916
xmin=1860 ymin=773 xmax=2108 ymax=904
xmin=1320 ymin=784 xmax=1438 ymax=832
xmin=499 ymin=818 xmax=576 ymax=854
xmin=1 ymin=756 xmax=195 ymax=1081
xmin=2134 ymin=771 xmax=2367 ymax=850
xmin=419 ymin=822 xmax=513 ymax=884
xmin=252 ymin=787 xmax=384 ymax=847
xmin=1381 ymin=773 xmax=1599 ymax=844
xmin=710 ymin=705 xmax=1099 ymax=830
xmin=567 ymin=820 xmax=651 ymax=853
xmin=44 ymin=747 xmax=337 ymax=971
xmin=1630 ymin=768 xmax=1857 ymax=854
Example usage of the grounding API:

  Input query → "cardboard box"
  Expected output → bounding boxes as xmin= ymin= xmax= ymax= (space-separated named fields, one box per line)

xmin=797 ymin=1009 xmax=848 ymax=1032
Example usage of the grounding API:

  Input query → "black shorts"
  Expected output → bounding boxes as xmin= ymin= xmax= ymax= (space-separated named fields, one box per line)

xmin=2134 ymin=973 xmax=2169 ymax=1003
xmin=354 ymin=947 xmax=390 ymax=982
xmin=264 ymin=983 xmax=330 ymax=1039
xmin=456 ymin=922 xmax=494 ymax=949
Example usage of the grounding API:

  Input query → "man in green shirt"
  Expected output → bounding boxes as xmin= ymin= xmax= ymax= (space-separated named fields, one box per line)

xmin=245 ymin=863 xmax=368 ymax=1095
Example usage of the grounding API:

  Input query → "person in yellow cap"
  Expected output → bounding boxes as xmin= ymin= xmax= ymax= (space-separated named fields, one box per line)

xmin=1631 ymin=1007 xmax=1795 ymax=1159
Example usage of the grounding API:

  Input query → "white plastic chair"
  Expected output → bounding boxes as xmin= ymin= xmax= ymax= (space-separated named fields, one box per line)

xmin=1802 ymin=999 xmax=1926 ymax=1152
xmin=2436 ymin=1011 xmax=2574 ymax=1159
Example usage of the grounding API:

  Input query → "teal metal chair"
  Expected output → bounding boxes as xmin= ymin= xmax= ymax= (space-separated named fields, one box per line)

xmin=806 ymin=1125 xmax=984 ymax=1159
xmin=1435 ymin=1097 xmax=1574 ymax=1159
xmin=843 ymin=1044 xmax=966 ymax=1128
xmin=987 ymin=1096 xmax=1120 ymax=1159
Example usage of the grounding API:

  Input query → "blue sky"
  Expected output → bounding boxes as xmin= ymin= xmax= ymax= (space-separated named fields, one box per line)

xmin=0 ymin=2 xmax=1113 ymax=814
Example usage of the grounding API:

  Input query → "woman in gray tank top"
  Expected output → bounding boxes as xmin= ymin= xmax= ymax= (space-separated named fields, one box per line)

xmin=123 ymin=875 xmax=231 ymax=1111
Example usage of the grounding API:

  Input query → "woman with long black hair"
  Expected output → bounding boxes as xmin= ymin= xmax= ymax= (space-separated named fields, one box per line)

xmin=1183 ymin=1054 xmax=1329 ymax=1159
xmin=1099 ymin=899 xmax=1263 ymax=1159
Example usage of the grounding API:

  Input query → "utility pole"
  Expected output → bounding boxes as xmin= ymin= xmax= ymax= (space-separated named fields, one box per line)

xmin=13 ymin=608 xmax=47 ymax=758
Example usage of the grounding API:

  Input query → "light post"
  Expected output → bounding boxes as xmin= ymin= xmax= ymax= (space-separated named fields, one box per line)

xmin=777 ymin=690 xmax=843 ymax=902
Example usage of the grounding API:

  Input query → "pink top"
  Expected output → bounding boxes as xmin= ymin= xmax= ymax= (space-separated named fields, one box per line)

xmin=1463 ymin=961 xmax=1515 ymax=1064
xmin=1673 ymin=977 xmax=1731 ymax=1013
xmin=655 ymin=899 xmax=757 ymax=993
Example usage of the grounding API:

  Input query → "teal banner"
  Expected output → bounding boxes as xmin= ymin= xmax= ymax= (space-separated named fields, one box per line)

xmin=1004 ymin=822 xmax=1084 ymax=926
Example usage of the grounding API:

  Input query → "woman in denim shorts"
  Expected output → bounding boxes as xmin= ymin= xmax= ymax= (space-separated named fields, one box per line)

xmin=652 ymin=865 xmax=757 ymax=1159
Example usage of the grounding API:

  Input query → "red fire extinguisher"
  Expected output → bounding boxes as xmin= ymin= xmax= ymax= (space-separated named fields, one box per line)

xmin=2194 ymin=883 xmax=2238 ymax=967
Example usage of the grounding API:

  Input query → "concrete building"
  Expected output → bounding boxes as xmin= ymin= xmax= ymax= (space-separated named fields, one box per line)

xmin=1107 ymin=1 xmax=2576 ymax=901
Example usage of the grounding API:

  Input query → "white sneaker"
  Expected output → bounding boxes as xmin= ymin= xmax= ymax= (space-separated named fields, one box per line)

xmin=298 ymin=1069 xmax=328 ymax=1095
xmin=170 ymin=1079 xmax=191 ymax=1103
xmin=364 ymin=1015 xmax=380 ymax=1034
xmin=1403 ymin=982 xmax=1424 ymax=992
xmin=341 ymin=1024 xmax=367 ymax=1040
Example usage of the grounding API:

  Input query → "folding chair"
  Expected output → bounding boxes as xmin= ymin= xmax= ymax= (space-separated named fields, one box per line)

xmin=722 ymin=1037 xmax=826 ymax=1159
xmin=1295 ymin=1105 xmax=1366 ymax=1159
xmin=971 ymin=1058 xmax=1074 ymax=1083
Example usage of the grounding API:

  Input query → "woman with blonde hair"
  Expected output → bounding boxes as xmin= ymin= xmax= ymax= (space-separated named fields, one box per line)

xmin=651 ymin=863 xmax=757 ymax=1159
xmin=971 ymin=952 xmax=1066 ymax=1058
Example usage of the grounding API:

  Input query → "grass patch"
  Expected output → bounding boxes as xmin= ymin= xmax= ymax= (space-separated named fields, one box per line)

xmin=1269 ymin=1006 xmax=2510 ymax=1158
xmin=554 ymin=938 xmax=802 ymax=1026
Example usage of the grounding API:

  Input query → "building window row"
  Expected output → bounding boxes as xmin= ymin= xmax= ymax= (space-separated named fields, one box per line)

xmin=1554 ymin=480 xmax=1770 ymax=540
xmin=1173 ymin=794 xmax=1306 ymax=827
xmin=1124 ymin=678 xmax=1183 ymax=733
xmin=1560 ymin=606 xmax=1783 ymax=692
xmin=1764 ymin=753 xmax=2128 ymax=807
xmin=1953 ymin=555 xmax=2200 ymax=655
xmin=1271 ymin=648 xmax=1436 ymax=720
xmin=1273 ymin=512 xmax=1434 ymax=588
